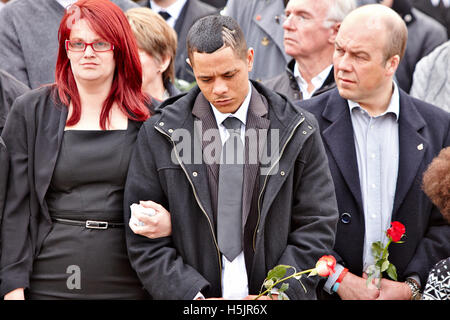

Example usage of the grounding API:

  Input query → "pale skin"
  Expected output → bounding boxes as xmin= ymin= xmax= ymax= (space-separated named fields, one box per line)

xmin=333 ymin=5 xmax=412 ymax=300
xmin=152 ymin=0 xmax=177 ymax=8
xmin=283 ymin=0 xmax=339 ymax=94
xmin=4 ymin=18 xmax=172 ymax=300
xmin=138 ymin=49 xmax=171 ymax=101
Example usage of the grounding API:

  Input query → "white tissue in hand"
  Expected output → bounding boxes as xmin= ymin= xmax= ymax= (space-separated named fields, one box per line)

xmin=130 ymin=203 xmax=156 ymax=226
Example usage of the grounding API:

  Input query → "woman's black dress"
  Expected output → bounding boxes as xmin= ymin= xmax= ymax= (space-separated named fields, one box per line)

xmin=27 ymin=124 xmax=149 ymax=299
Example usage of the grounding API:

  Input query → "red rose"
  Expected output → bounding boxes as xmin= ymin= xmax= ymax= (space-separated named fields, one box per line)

xmin=315 ymin=255 xmax=336 ymax=277
xmin=386 ymin=221 xmax=405 ymax=242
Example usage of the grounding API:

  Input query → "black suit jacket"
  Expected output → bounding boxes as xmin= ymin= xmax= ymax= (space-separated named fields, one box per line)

xmin=301 ymin=88 xmax=450 ymax=298
xmin=0 ymin=86 xmax=145 ymax=296
xmin=138 ymin=0 xmax=218 ymax=83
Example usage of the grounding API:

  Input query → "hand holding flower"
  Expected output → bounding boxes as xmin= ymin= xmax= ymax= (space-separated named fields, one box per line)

xmin=366 ymin=221 xmax=406 ymax=287
xmin=255 ymin=255 xmax=336 ymax=300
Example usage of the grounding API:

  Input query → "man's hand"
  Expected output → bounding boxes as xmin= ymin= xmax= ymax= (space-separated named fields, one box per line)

xmin=128 ymin=200 xmax=172 ymax=239
xmin=4 ymin=288 xmax=25 ymax=300
xmin=337 ymin=272 xmax=380 ymax=300
xmin=376 ymin=278 xmax=412 ymax=300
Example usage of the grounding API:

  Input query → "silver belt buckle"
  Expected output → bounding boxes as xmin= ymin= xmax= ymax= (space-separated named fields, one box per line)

xmin=86 ymin=220 xmax=108 ymax=229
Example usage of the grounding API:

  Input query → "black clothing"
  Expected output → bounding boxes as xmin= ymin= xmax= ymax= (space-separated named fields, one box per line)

xmin=263 ymin=60 xmax=336 ymax=102
xmin=0 ymin=86 xmax=147 ymax=297
xmin=124 ymin=81 xmax=339 ymax=299
xmin=0 ymin=69 xmax=29 ymax=135
xmin=27 ymin=128 xmax=148 ymax=299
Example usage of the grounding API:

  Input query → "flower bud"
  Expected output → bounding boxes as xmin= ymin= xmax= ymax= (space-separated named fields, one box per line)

xmin=315 ymin=255 xmax=336 ymax=277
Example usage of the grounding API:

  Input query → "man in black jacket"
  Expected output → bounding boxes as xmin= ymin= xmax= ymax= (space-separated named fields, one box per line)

xmin=264 ymin=0 xmax=356 ymax=101
xmin=124 ymin=15 xmax=339 ymax=300
xmin=302 ymin=4 xmax=449 ymax=300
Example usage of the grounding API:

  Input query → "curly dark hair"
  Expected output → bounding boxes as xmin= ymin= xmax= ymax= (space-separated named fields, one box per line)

xmin=422 ymin=147 xmax=450 ymax=223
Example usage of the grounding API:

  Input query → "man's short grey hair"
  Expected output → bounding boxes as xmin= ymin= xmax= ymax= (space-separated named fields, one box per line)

xmin=323 ymin=0 xmax=357 ymax=28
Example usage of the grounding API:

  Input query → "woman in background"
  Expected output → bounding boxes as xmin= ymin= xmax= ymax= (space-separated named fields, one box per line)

xmin=0 ymin=0 xmax=170 ymax=300
xmin=126 ymin=7 xmax=180 ymax=107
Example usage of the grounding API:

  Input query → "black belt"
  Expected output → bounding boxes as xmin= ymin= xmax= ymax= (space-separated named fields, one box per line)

xmin=52 ymin=218 xmax=124 ymax=229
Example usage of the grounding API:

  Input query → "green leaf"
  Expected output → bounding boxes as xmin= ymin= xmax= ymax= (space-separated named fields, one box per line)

xmin=376 ymin=259 xmax=384 ymax=268
xmin=279 ymin=283 xmax=289 ymax=293
xmin=267 ymin=265 xmax=290 ymax=281
xmin=371 ymin=241 xmax=383 ymax=259
xmin=386 ymin=263 xmax=397 ymax=281
xmin=381 ymin=260 xmax=390 ymax=272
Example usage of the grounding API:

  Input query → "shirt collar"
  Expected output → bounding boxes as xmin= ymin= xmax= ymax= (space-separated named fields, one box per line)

xmin=56 ymin=0 xmax=78 ymax=8
xmin=294 ymin=62 xmax=333 ymax=96
xmin=347 ymin=81 xmax=400 ymax=121
xmin=150 ymin=0 xmax=187 ymax=20
xmin=431 ymin=0 xmax=449 ymax=7
xmin=210 ymin=81 xmax=251 ymax=127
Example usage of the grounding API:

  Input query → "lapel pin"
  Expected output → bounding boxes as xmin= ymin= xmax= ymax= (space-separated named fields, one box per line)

xmin=417 ymin=143 xmax=424 ymax=151
xmin=261 ymin=37 xmax=270 ymax=46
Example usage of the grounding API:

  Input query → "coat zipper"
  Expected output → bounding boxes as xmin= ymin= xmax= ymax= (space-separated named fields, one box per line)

xmin=155 ymin=126 xmax=223 ymax=284
xmin=253 ymin=116 xmax=306 ymax=250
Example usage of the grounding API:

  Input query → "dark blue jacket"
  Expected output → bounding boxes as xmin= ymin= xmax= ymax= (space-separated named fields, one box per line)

xmin=301 ymin=88 xmax=450 ymax=298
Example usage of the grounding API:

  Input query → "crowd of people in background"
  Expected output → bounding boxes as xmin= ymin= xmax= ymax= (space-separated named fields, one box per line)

xmin=0 ymin=0 xmax=448 ymax=301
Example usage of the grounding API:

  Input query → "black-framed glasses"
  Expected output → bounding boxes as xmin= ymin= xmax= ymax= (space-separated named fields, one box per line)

xmin=65 ymin=40 xmax=114 ymax=52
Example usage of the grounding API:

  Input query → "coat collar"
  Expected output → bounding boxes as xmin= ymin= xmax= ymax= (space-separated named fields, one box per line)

xmin=392 ymin=89 xmax=426 ymax=215
xmin=321 ymin=88 xmax=364 ymax=212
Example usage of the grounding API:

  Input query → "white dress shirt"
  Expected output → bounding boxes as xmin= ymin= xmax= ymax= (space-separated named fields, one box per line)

xmin=324 ymin=82 xmax=401 ymax=293
xmin=348 ymin=82 xmax=400 ymax=271
xmin=56 ymin=0 xmax=78 ymax=8
xmin=431 ymin=0 xmax=449 ymax=7
xmin=294 ymin=63 xmax=333 ymax=100
xmin=150 ymin=0 xmax=187 ymax=29
xmin=195 ymin=81 xmax=252 ymax=300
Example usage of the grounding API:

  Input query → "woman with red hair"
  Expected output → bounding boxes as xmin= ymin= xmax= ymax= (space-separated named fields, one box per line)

xmin=0 ymin=0 xmax=169 ymax=299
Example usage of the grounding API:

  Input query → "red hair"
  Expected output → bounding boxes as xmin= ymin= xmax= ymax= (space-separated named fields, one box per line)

xmin=55 ymin=0 xmax=149 ymax=129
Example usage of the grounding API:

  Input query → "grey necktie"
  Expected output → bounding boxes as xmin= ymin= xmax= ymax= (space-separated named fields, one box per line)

xmin=217 ymin=117 xmax=244 ymax=261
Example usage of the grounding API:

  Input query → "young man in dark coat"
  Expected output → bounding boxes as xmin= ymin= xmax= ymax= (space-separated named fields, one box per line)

xmin=301 ymin=4 xmax=450 ymax=300
xmin=124 ymin=15 xmax=339 ymax=300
